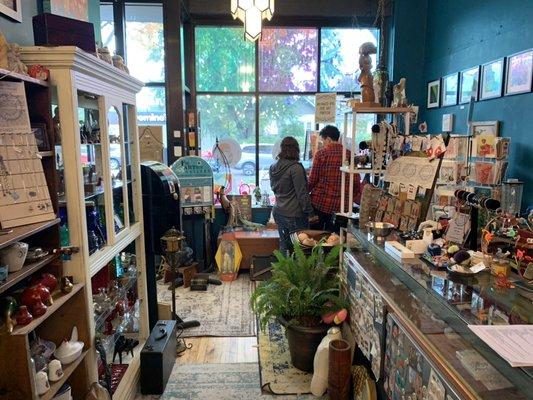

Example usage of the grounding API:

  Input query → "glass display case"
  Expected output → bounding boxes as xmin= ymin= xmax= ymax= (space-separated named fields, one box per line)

xmin=342 ymin=224 xmax=533 ymax=400
xmin=21 ymin=46 xmax=148 ymax=397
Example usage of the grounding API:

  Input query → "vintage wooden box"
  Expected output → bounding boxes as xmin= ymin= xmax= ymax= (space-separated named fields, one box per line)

xmin=33 ymin=13 xmax=96 ymax=53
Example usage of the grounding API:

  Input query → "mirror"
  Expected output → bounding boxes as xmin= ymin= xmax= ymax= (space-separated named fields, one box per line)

xmin=108 ymin=107 xmax=126 ymax=234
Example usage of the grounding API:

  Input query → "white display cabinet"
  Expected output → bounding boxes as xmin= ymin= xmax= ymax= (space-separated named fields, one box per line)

xmin=21 ymin=47 xmax=149 ymax=399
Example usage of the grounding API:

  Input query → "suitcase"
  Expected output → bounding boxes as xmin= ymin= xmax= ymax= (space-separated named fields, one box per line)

xmin=140 ymin=320 xmax=177 ymax=394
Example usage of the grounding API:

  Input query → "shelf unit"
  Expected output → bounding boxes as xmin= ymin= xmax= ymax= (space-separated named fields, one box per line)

xmin=339 ymin=105 xmax=413 ymax=216
xmin=0 ymin=68 xmax=90 ymax=399
xmin=20 ymin=46 xmax=148 ymax=400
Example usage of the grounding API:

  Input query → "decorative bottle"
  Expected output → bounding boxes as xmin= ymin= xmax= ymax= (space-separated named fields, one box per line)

xmin=310 ymin=326 xmax=342 ymax=396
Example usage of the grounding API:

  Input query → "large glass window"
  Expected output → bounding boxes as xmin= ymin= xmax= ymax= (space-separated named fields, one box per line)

xmin=197 ymin=95 xmax=256 ymax=194
xmin=100 ymin=4 xmax=115 ymax=55
xmin=320 ymin=28 xmax=379 ymax=92
xmin=259 ymin=28 xmax=318 ymax=92
xmin=125 ymin=4 xmax=165 ymax=82
xmin=195 ymin=27 xmax=255 ymax=92
xmin=195 ymin=26 xmax=379 ymax=194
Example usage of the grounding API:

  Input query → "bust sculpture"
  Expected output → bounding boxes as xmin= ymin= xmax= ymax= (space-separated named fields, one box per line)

xmin=358 ymin=42 xmax=377 ymax=104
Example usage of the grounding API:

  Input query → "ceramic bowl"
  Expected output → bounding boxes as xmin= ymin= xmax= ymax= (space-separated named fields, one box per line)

xmin=365 ymin=221 xmax=395 ymax=238
xmin=54 ymin=340 xmax=84 ymax=365
xmin=0 ymin=242 xmax=28 ymax=272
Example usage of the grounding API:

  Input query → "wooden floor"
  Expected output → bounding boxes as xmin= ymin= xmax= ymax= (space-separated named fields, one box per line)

xmin=177 ymin=336 xmax=259 ymax=364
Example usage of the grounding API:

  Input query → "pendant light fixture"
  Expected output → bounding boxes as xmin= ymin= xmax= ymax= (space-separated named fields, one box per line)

xmin=231 ymin=0 xmax=275 ymax=41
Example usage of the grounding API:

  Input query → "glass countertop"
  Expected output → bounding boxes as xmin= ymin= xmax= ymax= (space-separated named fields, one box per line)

xmin=345 ymin=226 xmax=533 ymax=400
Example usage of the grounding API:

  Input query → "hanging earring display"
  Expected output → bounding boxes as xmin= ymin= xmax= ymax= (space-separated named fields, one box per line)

xmin=0 ymin=81 xmax=55 ymax=228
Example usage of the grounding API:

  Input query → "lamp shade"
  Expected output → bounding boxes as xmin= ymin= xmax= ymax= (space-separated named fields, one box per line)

xmin=231 ymin=0 xmax=274 ymax=41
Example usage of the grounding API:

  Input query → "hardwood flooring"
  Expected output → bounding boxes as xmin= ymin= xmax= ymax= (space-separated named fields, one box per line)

xmin=177 ymin=336 xmax=259 ymax=364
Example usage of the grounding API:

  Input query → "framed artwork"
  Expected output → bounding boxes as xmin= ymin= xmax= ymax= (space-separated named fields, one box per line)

xmin=441 ymin=73 xmax=459 ymax=106
xmin=215 ymin=239 xmax=242 ymax=279
xmin=427 ymin=79 xmax=441 ymax=108
xmin=480 ymin=59 xmax=504 ymax=100
xmin=459 ymin=66 xmax=480 ymax=104
xmin=471 ymin=121 xmax=499 ymax=158
xmin=0 ymin=0 xmax=22 ymax=22
xmin=504 ymin=49 xmax=533 ymax=96
xmin=31 ymin=123 xmax=51 ymax=152
xmin=42 ymin=0 xmax=88 ymax=21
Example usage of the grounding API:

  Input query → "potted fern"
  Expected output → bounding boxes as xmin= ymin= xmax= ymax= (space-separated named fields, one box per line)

xmin=250 ymin=243 xmax=346 ymax=372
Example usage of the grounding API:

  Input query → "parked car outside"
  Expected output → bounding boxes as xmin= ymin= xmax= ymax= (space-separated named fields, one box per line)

xmin=234 ymin=144 xmax=275 ymax=176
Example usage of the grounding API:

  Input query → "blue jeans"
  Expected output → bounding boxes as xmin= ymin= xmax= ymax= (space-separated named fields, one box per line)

xmin=273 ymin=211 xmax=309 ymax=255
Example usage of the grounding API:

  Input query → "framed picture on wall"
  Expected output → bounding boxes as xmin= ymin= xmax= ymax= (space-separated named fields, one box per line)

xmin=427 ymin=80 xmax=441 ymax=108
xmin=0 ymin=0 xmax=22 ymax=22
xmin=470 ymin=121 xmax=499 ymax=158
xmin=480 ymin=58 xmax=504 ymax=100
xmin=504 ymin=49 xmax=533 ymax=96
xmin=459 ymin=66 xmax=480 ymax=104
xmin=441 ymin=73 xmax=459 ymax=106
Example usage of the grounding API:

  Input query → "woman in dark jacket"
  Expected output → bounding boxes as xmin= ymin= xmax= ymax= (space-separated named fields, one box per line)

xmin=269 ymin=136 xmax=315 ymax=253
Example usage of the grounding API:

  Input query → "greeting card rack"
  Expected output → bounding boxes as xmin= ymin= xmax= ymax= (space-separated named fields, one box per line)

xmin=0 ymin=69 xmax=91 ymax=399
xmin=339 ymin=105 xmax=413 ymax=219
xmin=20 ymin=46 xmax=149 ymax=400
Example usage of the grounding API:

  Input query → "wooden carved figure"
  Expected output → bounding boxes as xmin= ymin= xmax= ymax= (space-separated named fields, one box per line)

xmin=358 ymin=42 xmax=377 ymax=104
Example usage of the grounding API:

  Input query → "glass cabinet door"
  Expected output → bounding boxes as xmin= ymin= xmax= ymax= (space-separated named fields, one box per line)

xmin=78 ymin=91 xmax=108 ymax=255
xmin=107 ymin=106 xmax=127 ymax=235
xmin=123 ymin=104 xmax=136 ymax=225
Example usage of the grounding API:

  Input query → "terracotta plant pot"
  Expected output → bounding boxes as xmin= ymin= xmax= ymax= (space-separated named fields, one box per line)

xmin=14 ymin=305 xmax=33 ymax=326
xmin=279 ymin=316 xmax=330 ymax=372
xmin=328 ymin=339 xmax=352 ymax=400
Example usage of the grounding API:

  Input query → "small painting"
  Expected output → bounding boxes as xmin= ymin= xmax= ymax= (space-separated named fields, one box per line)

xmin=471 ymin=121 xmax=499 ymax=158
xmin=505 ymin=49 xmax=533 ymax=96
xmin=459 ymin=66 xmax=480 ymax=104
xmin=480 ymin=59 xmax=504 ymax=100
xmin=427 ymin=80 xmax=440 ymax=108
xmin=44 ymin=0 xmax=88 ymax=21
xmin=0 ymin=0 xmax=21 ymax=22
xmin=441 ymin=73 xmax=459 ymax=106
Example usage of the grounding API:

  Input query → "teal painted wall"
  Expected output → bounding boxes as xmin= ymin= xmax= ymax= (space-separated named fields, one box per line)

xmin=415 ymin=0 xmax=533 ymax=206
xmin=0 ymin=0 xmax=101 ymax=45
xmin=0 ymin=1 xmax=39 ymax=45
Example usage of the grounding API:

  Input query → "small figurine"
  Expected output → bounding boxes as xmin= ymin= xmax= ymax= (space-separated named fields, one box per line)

xmin=373 ymin=67 xmax=389 ymax=106
xmin=28 ymin=65 xmax=50 ymax=81
xmin=392 ymin=78 xmax=407 ymax=107
xmin=0 ymin=296 xmax=17 ymax=333
xmin=97 ymin=46 xmax=113 ymax=64
xmin=112 ymin=54 xmax=129 ymax=74
xmin=358 ymin=42 xmax=377 ymax=104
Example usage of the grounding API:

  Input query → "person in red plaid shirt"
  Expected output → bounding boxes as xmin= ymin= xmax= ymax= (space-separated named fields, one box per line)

xmin=309 ymin=125 xmax=362 ymax=231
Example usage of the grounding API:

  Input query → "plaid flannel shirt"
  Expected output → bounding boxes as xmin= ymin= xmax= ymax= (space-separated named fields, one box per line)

xmin=308 ymin=142 xmax=362 ymax=214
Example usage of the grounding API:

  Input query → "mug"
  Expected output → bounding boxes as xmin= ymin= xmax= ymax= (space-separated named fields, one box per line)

xmin=48 ymin=359 xmax=63 ymax=382
xmin=35 ymin=370 xmax=50 ymax=395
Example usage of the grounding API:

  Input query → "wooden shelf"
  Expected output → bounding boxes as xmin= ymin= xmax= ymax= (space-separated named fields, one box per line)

xmin=0 ymin=253 xmax=59 ymax=295
xmin=12 ymin=283 xmax=84 ymax=335
xmin=38 ymin=151 xmax=54 ymax=158
xmin=347 ymin=104 xmax=413 ymax=114
xmin=0 ymin=218 xmax=60 ymax=251
xmin=0 ymin=67 xmax=49 ymax=87
xmin=340 ymin=166 xmax=386 ymax=174
xmin=40 ymin=350 xmax=88 ymax=400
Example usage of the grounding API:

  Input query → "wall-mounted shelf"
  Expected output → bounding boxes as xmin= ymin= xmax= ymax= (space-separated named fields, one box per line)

xmin=0 ymin=67 xmax=49 ymax=87
xmin=0 ymin=254 xmax=59 ymax=295
xmin=0 ymin=218 xmax=60 ymax=250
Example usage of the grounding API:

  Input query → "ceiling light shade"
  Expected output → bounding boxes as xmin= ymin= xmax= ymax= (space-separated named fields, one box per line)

xmin=244 ymin=6 xmax=262 ymax=41
xmin=231 ymin=0 xmax=274 ymax=41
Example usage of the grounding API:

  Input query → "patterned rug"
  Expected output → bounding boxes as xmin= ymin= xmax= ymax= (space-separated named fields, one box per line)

xmin=136 ymin=363 xmax=315 ymax=400
xmin=258 ymin=320 xmax=316 ymax=395
xmin=157 ymin=274 xmax=256 ymax=337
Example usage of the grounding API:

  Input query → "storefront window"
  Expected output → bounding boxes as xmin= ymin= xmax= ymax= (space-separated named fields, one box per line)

xmin=259 ymin=28 xmax=318 ymax=92
xmin=195 ymin=27 xmax=256 ymax=92
xmin=100 ymin=4 xmax=116 ymax=55
xmin=197 ymin=95 xmax=256 ymax=194
xmin=320 ymin=28 xmax=379 ymax=92
xmin=125 ymin=4 xmax=165 ymax=83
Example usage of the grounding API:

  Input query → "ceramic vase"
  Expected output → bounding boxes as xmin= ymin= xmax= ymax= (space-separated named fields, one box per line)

xmin=14 ymin=305 xmax=33 ymax=326
xmin=1 ymin=242 xmax=28 ymax=272
xmin=328 ymin=339 xmax=352 ymax=400
xmin=34 ymin=284 xmax=53 ymax=306
xmin=311 ymin=327 xmax=342 ymax=396
xmin=30 ymin=297 xmax=47 ymax=317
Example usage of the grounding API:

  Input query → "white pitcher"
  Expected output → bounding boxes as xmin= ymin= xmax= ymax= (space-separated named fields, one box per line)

xmin=310 ymin=326 xmax=342 ymax=396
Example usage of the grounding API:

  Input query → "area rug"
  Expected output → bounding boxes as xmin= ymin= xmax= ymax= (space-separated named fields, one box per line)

xmin=157 ymin=274 xmax=256 ymax=337
xmin=258 ymin=319 xmax=315 ymax=395
xmin=136 ymin=363 xmax=315 ymax=400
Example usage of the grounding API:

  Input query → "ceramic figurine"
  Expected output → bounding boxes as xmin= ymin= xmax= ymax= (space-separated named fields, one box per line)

xmin=48 ymin=359 xmax=63 ymax=382
xmin=97 ymin=46 xmax=113 ymax=64
xmin=373 ymin=67 xmax=389 ymax=106
xmin=34 ymin=283 xmax=53 ymax=306
xmin=112 ymin=54 xmax=129 ymax=74
xmin=0 ymin=296 xmax=17 ymax=333
xmin=27 ymin=64 xmax=49 ymax=81
xmin=14 ymin=305 xmax=33 ymax=326
xmin=30 ymin=272 xmax=58 ymax=293
xmin=35 ymin=370 xmax=50 ymax=395
xmin=358 ymin=42 xmax=377 ymax=104
xmin=61 ymin=276 xmax=74 ymax=294
xmin=392 ymin=78 xmax=407 ymax=107
xmin=6 ymin=43 xmax=28 ymax=75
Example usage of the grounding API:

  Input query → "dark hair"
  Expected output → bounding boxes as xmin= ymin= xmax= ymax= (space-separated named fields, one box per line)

xmin=278 ymin=136 xmax=300 ymax=160
xmin=319 ymin=125 xmax=340 ymax=141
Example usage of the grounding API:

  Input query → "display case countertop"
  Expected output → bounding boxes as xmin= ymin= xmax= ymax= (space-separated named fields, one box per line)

xmin=345 ymin=226 xmax=533 ymax=400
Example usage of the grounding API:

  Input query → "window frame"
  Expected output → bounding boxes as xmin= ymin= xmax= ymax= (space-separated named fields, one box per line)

xmin=194 ymin=24 xmax=380 ymax=191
